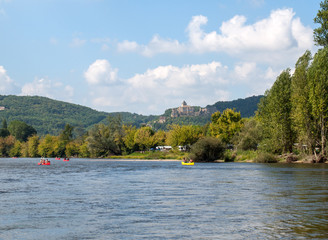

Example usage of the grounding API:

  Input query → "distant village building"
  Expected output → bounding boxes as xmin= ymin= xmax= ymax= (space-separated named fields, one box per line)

xmin=171 ymin=101 xmax=208 ymax=117
xmin=158 ymin=116 xmax=166 ymax=123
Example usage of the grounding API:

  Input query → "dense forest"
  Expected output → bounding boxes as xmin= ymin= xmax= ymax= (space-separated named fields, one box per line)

xmin=256 ymin=0 xmax=328 ymax=163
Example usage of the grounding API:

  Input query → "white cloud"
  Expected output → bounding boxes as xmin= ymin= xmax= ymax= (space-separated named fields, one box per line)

xmin=84 ymin=60 xmax=231 ymax=114
xmin=117 ymin=8 xmax=314 ymax=66
xmin=214 ymin=90 xmax=230 ymax=101
xmin=234 ymin=62 xmax=257 ymax=80
xmin=117 ymin=40 xmax=139 ymax=52
xmin=84 ymin=59 xmax=118 ymax=85
xmin=239 ymin=65 xmax=280 ymax=96
xmin=20 ymin=77 xmax=74 ymax=101
xmin=118 ymin=36 xmax=186 ymax=57
xmin=0 ymin=66 xmax=19 ymax=94
xmin=140 ymin=35 xmax=186 ymax=57
xmin=187 ymin=9 xmax=313 ymax=55
xmin=127 ymin=61 xmax=228 ymax=91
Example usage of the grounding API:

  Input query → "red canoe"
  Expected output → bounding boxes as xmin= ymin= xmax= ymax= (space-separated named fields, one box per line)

xmin=38 ymin=162 xmax=51 ymax=165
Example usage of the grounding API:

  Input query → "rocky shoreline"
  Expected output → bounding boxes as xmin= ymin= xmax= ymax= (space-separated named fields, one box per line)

xmin=283 ymin=153 xmax=328 ymax=164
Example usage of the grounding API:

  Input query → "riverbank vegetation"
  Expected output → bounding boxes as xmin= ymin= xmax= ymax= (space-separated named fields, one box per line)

xmin=0 ymin=1 xmax=328 ymax=163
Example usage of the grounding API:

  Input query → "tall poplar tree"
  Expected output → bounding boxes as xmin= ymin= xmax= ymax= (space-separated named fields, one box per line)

xmin=291 ymin=50 xmax=314 ymax=151
xmin=258 ymin=69 xmax=294 ymax=153
xmin=308 ymin=48 xmax=328 ymax=155
xmin=314 ymin=0 xmax=328 ymax=47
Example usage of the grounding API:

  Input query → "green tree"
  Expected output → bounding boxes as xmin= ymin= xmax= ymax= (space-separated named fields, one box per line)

xmin=8 ymin=120 xmax=37 ymax=142
xmin=53 ymin=136 xmax=67 ymax=157
xmin=166 ymin=124 xmax=202 ymax=147
xmin=107 ymin=115 xmax=124 ymax=152
xmin=314 ymin=0 xmax=328 ymax=47
xmin=291 ymin=50 xmax=314 ymax=152
xmin=153 ymin=130 xmax=166 ymax=147
xmin=65 ymin=141 xmax=80 ymax=157
xmin=27 ymin=135 xmax=40 ymax=157
xmin=20 ymin=141 xmax=29 ymax=157
xmin=308 ymin=47 xmax=328 ymax=155
xmin=59 ymin=124 xmax=74 ymax=142
xmin=9 ymin=140 xmax=22 ymax=157
xmin=258 ymin=69 xmax=295 ymax=153
xmin=0 ymin=119 xmax=10 ymax=138
xmin=79 ymin=141 xmax=90 ymax=158
xmin=134 ymin=126 xmax=155 ymax=151
xmin=86 ymin=115 xmax=124 ymax=157
xmin=233 ymin=118 xmax=262 ymax=151
xmin=122 ymin=125 xmax=137 ymax=153
xmin=38 ymin=134 xmax=56 ymax=157
xmin=189 ymin=137 xmax=225 ymax=162
xmin=87 ymin=124 xmax=120 ymax=157
xmin=0 ymin=136 xmax=16 ymax=157
xmin=209 ymin=108 xmax=244 ymax=144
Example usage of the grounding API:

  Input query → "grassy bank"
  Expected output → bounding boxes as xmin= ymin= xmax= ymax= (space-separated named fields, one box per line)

xmin=109 ymin=149 xmax=326 ymax=164
xmin=109 ymin=150 xmax=187 ymax=160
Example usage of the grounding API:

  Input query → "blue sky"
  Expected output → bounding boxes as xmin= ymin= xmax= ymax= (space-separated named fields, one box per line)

xmin=0 ymin=0 xmax=322 ymax=115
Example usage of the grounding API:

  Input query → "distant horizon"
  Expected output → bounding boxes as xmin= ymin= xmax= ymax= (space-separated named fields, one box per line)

xmin=0 ymin=0 xmax=320 ymax=114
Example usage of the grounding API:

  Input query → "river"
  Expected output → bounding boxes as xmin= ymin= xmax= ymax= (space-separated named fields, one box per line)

xmin=1 ymin=158 xmax=327 ymax=239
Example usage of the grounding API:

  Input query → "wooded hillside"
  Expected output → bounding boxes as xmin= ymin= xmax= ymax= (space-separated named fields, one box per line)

xmin=0 ymin=95 xmax=262 ymax=136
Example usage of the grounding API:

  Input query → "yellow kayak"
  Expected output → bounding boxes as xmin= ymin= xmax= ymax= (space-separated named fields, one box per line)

xmin=181 ymin=162 xmax=194 ymax=165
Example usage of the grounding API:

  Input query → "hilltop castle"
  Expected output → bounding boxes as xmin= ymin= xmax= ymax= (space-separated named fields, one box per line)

xmin=171 ymin=101 xmax=208 ymax=117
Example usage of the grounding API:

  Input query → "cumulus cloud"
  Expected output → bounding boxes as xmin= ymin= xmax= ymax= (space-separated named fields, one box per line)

xmin=117 ymin=40 xmax=139 ymax=52
xmin=0 ymin=66 xmax=19 ymax=94
xmin=117 ymin=8 xmax=313 ymax=65
xmin=84 ymin=59 xmax=118 ymax=85
xmin=234 ymin=62 xmax=257 ymax=80
xmin=118 ymin=36 xmax=186 ymax=57
xmin=84 ymin=60 xmax=232 ymax=114
xmin=187 ymin=8 xmax=313 ymax=56
xmin=140 ymin=35 xmax=186 ymax=57
xmin=20 ymin=77 xmax=74 ymax=101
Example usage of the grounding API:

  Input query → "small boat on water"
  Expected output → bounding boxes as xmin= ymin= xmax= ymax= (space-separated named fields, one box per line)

xmin=55 ymin=157 xmax=61 ymax=160
xmin=181 ymin=162 xmax=194 ymax=165
xmin=63 ymin=158 xmax=69 ymax=161
xmin=38 ymin=161 xmax=51 ymax=165
xmin=38 ymin=157 xmax=50 ymax=165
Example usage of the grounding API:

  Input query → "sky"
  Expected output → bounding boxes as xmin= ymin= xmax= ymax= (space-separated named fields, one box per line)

xmin=0 ymin=0 xmax=322 ymax=115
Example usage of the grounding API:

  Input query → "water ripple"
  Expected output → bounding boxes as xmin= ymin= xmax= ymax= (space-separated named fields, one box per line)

xmin=0 ymin=158 xmax=328 ymax=239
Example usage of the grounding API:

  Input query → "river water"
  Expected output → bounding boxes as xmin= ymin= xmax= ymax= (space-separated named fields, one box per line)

xmin=0 ymin=158 xmax=327 ymax=239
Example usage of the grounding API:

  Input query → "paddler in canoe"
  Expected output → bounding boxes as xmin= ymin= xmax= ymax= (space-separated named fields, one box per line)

xmin=39 ymin=157 xmax=45 ymax=165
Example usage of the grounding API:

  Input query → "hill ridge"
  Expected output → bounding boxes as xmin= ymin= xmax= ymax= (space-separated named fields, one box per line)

xmin=0 ymin=95 xmax=262 ymax=136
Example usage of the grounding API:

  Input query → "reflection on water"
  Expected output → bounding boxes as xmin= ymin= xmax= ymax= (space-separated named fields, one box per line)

xmin=0 ymin=159 xmax=327 ymax=239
